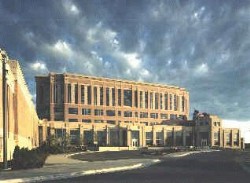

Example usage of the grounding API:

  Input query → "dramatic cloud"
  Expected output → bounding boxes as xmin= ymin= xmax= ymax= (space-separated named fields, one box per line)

xmin=0 ymin=0 xmax=250 ymax=121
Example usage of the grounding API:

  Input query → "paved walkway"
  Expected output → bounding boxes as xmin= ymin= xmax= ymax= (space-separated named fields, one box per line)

xmin=0 ymin=153 xmax=160 ymax=183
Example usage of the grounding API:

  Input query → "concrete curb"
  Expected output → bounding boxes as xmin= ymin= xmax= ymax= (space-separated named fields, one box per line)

xmin=0 ymin=159 xmax=161 ymax=183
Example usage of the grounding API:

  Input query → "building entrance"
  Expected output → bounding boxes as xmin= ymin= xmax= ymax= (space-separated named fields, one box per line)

xmin=132 ymin=139 xmax=139 ymax=147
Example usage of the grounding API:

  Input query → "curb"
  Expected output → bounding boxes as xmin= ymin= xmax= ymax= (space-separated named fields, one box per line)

xmin=0 ymin=159 xmax=161 ymax=183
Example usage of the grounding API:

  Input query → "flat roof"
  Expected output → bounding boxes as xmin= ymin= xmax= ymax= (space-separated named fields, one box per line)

xmin=36 ymin=72 xmax=188 ymax=91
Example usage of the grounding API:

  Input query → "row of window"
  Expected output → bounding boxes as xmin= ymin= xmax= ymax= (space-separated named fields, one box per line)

xmin=63 ymin=84 xmax=186 ymax=112
xmin=68 ymin=108 xmax=170 ymax=119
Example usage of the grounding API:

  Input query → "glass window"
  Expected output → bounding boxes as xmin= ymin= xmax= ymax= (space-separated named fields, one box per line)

xmin=164 ymin=93 xmax=168 ymax=110
xmin=174 ymin=95 xmax=177 ymax=111
xmin=68 ymin=119 xmax=78 ymax=122
xmin=118 ymin=111 xmax=121 ymax=116
xmin=106 ymin=110 xmax=115 ymax=116
xmin=94 ymin=120 xmax=104 ymax=123
xmin=150 ymin=113 xmax=158 ymax=119
xmin=160 ymin=93 xmax=163 ymax=109
xmin=145 ymin=91 xmax=148 ymax=109
xmin=140 ymin=91 xmax=143 ymax=108
xmin=100 ymin=87 xmax=103 ymax=105
xmin=106 ymin=88 xmax=110 ymax=106
xmin=140 ymin=112 xmax=148 ymax=118
xmin=118 ymin=89 xmax=121 ymax=106
xmin=67 ymin=84 xmax=71 ymax=103
xmin=155 ymin=93 xmax=159 ymax=109
xmin=94 ymin=109 xmax=104 ymax=116
xmin=124 ymin=89 xmax=132 ymax=107
xmin=112 ymin=88 xmax=115 ymax=106
xmin=75 ymin=84 xmax=78 ymax=104
xmin=124 ymin=111 xmax=132 ymax=117
xmin=170 ymin=94 xmax=172 ymax=110
xmin=160 ymin=113 xmax=168 ymax=119
xmin=82 ymin=108 xmax=91 ymax=115
xmin=82 ymin=119 xmax=91 ymax=123
xmin=107 ymin=120 xmax=116 ymax=124
xmin=170 ymin=114 xmax=177 ymax=120
xmin=182 ymin=96 xmax=185 ymax=112
xmin=134 ymin=90 xmax=138 ymax=107
xmin=87 ymin=86 xmax=91 ymax=105
xmin=68 ymin=108 xmax=78 ymax=114
xmin=94 ymin=86 xmax=98 ymax=105
xmin=150 ymin=92 xmax=153 ymax=109
xmin=146 ymin=132 xmax=153 ymax=146
xmin=81 ymin=85 xmax=85 ymax=104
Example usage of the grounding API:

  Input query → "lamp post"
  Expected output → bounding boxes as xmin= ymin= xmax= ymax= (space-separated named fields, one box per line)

xmin=1 ymin=50 xmax=8 ymax=169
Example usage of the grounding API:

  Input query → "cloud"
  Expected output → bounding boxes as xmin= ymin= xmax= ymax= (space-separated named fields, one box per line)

xmin=1 ymin=0 xmax=250 ymax=121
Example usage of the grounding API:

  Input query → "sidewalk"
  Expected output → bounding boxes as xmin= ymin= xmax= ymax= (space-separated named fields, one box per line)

xmin=0 ymin=150 xmax=218 ymax=183
xmin=0 ymin=153 xmax=160 ymax=183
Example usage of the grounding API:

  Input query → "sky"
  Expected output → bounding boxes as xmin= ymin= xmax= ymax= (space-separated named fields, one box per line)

xmin=0 ymin=0 xmax=250 ymax=126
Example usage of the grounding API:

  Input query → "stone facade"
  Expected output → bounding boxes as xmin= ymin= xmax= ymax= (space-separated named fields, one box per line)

xmin=0 ymin=49 xmax=39 ymax=162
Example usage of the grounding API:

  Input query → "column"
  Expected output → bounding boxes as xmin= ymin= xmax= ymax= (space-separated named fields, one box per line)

xmin=163 ymin=128 xmax=167 ymax=146
xmin=152 ymin=126 xmax=156 ymax=146
xmin=127 ymin=127 xmax=131 ymax=147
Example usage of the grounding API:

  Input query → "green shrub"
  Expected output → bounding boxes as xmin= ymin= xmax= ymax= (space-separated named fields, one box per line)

xmin=12 ymin=146 xmax=48 ymax=170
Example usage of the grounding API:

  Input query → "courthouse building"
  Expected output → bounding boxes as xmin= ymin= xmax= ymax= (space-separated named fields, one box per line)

xmin=0 ymin=49 xmax=39 ymax=162
xmin=36 ymin=73 xmax=243 ymax=149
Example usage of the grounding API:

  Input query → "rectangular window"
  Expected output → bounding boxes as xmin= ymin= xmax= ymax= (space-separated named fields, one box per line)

xmin=124 ymin=111 xmax=132 ymax=117
xmin=81 ymin=85 xmax=85 ymax=104
xmin=160 ymin=93 xmax=163 ymax=109
xmin=82 ymin=108 xmax=91 ymax=115
xmin=68 ymin=119 xmax=78 ymax=122
xmin=174 ymin=95 xmax=177 ymax=111
xmin=68 ymin=108 xmax=78 ymax=114
xmin=118 ymin=89 xmax=121 ymax=106
xmin=53 ymin=84 xmax=57 ymax=103
xmin=124 ymin=89 xmax=132 ymax=107
xmin=140 ymin=91 xmax=143 ymax=108
xmin=107 ymin=120 xmax=116 ymax=124
xmin=160 ymin=113 xmax=168 ymax=119
xmin=106 ymin=88 xmax=110 ymax=106
xmin=214 ymin=132 xmax=219 ymax=145
xmin=94 ymin=86 xmax=98 ymax=105
xmin=112 ymin=88 xmax=115 ymax=106
xmin=100 ymin=87 xmax=103 ymax=105
xmin=182 ymin=96 xmax=185 ymax=112
xmin=106 ymin=110 xmax=115 ymax=116
xmin=145 ymin=91 xmax=148 ymax=109
xmin=94 ymin=120 xmax=104 ymax=123
xmin=94 ymin=109 xmax=104 ymax=116
xmin=68 ymin=84 xmax=71 ymax=103
xmin=134 ymin=90 xmax=138 ymax=107
xmin=164 ymin=94 xmax=168 ymax=110
xmin=118 ymin=111 xmax=121 ymax=116
xmin=87 ymin=86 xmax=91 ymax=105
xmin=75 ymin=84 xmax=78 ymax=104
xmin=82 ymin=119 xmax=91 ymax=123
xmin=170 ymin=114 xmax=177 ymax=120
xmin=135 ymin=112 xmax=138 ymax=117
xmin=150 ymin=113 xmax=158 ymax=119
xmin=146 ymin=132 xmax=153 ymax=146
xmin=155 ymin=93 xmax=159 ymax=109
xmin=234 ymin=133 xmax=239 ymax=146
xmin=170 ymin=94 xmax=172 ymax=110
xmin=140 ymin=112 xmax=148 ymax=118
xmin=150 ymin=92 xmax=153 ymax=109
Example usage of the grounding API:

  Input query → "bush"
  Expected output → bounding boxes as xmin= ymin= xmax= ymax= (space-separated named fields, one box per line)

xmin=12 ymin=146 xmax=48 ymax=170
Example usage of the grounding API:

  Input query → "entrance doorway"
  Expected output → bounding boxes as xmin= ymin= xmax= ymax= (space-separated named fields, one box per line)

xmin=132 ymin=138 xmax=139 ymax=147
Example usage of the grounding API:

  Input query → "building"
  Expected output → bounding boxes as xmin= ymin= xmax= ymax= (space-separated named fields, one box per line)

xmin=0 ymin=49 xmax=39 ymax=162
xmin=36 ymin=73 xmax=243 ymax=149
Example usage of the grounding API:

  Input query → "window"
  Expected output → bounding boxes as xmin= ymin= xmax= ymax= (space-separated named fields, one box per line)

xmin=70 ymin=130 xmax=80 ymax=145
xmin=94 ymin=120 xmax=104 ymax=123
xmin=140 ymin=91 xmax=143 ymax=108
xmin=160 ymin=113 xmax=168 ymax=119
xmin=94 ymin=109 xmax=103 ymax=116
xmin=81 ymin=85 xmax=85 ymax=104
xmin=226 ymin=133 xmax=231 ymax=146
xmin=182 ymin=96 xmax=185 ymax=112
xmin=106 ymin=110 xmax=115 ymax=116
xmin=169 ymin=94 xmax=172 ymax=110
xmin=135 ymin=112 xmax=138 ymax=117
xmin=214 ymin=132 xmax=219 ymax=145
xmin=94 ymin=87 xmax=98 ymax=105
xmin=107 ymin=120 xmax=116 ymax=124
xmin=156 ymin=132 xmax=164 ymax=146
xmin=118 ymin=89 xmax=121 ymax=106
xmin=234 ymin=133 xmax=239 ymax=146
xmin=150 ymin=92 xmax=153 ymax=109
xmin=134 ymin=90 xmax=138 ymax=107
xmin=68 ymin=108 xmax=78 ymax=114
xmin=170 ymin=114 xmax=177 ymax=120
xmin=53 ymin=84 xmax=57 ymax=103
xmin=124 ymin=111 xmax=132 ymax=117
xmin=68 ymin=119 xmax=78 ymax=122
xmin=112 ymin=88 xmax=115 ymax=106
xmin=82 ymin=119 xmax=91 ymax=123
xmin=155 ymin=93 xmax=159 ymax=109
xmin=87 ymin=86 xmax=91 ymax=105
xmin=67 ymin=84 xmax=71 ymax=103
xmin=174 ymin=95 xmax=177 ymax=111
xmin=164 ymin=94 xmax=168 ymax=110
xmin=75 ymin=84 xmax=78 ymax=104
xmin=124 ymin=89 xmax=132 ymax=107
xmin=146 ymin=132 xmax=153 ymax=146
xmin=145 ymin=92 xmax=148 ymax=109
xmin=140 ymin=112 xmax=148 ymax=118
xmin=160 ymin=93 xmax=163 ymax=109
xmin=82 ymin=108 xmax=91 ymax=115
xmin=150 ymin=113 xmax=158 ymax=119
xmin=100 ymin=87 xmax=103 ymax=105
xmin=106 ymin=88 xmax=110 ymax=106
xmin=118 ymin=111 xmax=121 ymax=116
